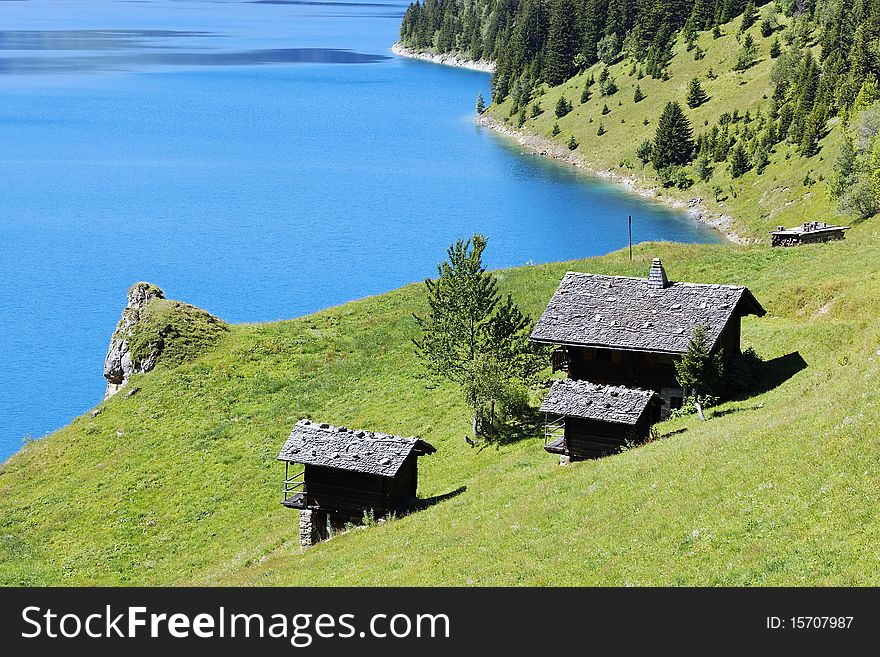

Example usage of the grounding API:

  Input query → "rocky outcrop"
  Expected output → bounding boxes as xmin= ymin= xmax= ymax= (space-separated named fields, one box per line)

xmin=102 ymin=282 xmax=227 ymax=400
xmin=103 ymin=282 xmax=165 ymax=399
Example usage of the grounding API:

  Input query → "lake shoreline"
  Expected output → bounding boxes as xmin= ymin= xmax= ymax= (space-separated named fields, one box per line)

xmin=475 ymin=114 xmax=746 ymax=245
xmin=391 ymin=43 xmax=495 ymax=73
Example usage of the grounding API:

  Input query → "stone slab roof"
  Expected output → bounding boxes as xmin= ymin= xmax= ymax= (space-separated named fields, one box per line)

xmin=530 ymin=269 xmax=765 ymax=354
xmin=539 ymin=379 xmax=657 ymax=425
xmin=770 ymin=221 xmax=849 ymax=236
xmin=277 ymin=419 xmax=436 ymax=477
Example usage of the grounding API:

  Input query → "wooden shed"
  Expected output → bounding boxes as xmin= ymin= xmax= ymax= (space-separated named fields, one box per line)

xmin=277 ymin=419 xmax=436 ymax=547
xmin=540 ymin=379 xmax=660 ymax=461
xmin=770 ymin=222 xmax=848 ymax=247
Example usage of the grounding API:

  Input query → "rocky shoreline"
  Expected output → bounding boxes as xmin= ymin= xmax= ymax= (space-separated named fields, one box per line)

xmin=475 ymin=114 xmax=748 ymax=245
xmin=391 ymin=43 xmax=495 ymax=74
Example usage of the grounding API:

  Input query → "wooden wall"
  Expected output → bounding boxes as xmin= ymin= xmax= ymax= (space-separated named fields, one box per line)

xmin=563 ymin=412 xmax=654 ymax=460
xmin=303 ymin=456 xmax=419 ymax=518
xmin=567 ymin=346 xmax=679 ymax=391
xmin=564 ymin=319 xmax=744 ymax=391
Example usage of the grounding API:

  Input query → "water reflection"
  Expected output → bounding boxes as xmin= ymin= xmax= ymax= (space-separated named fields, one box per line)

xmin=0 ymin=29 xmax=217 ymax=51
xmin=0 ymin=47 xmax=390 ymax=74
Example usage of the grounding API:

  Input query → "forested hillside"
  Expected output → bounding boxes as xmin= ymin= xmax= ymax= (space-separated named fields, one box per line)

xmin=399 ymin=1 xmax=880 ymax=234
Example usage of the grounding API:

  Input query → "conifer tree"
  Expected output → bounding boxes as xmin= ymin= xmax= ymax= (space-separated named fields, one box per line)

xmin=770 ymin=37 xmax=781 ymax=58
xmin=555 ymin=95 xmax=572 ymax=118
xmin=652 ymin=101 xmax=695 ymax=169
xmin=633 ymin=84 xmax=645 ymax=103
xmin=734 ymin=34 xmax=758 ymax=71
xmin=544 ymin=0 xmax=578 ymax=86
xmin=695 ymin=150 xmax=713 ymax=181
xmin=729 ymin=143 xmax=750 ymax=177
xmin=675 ymin=325 xmax=723 ymax=421
xmin=740 ymin=1 xmax=758 ymax=33
xmin=476 ymin=92 xmax=486 ymax=114
xmin=636 ymin=139 xmax=653 ymax=164
xmin=686 ymin=77 xmax=709 ymax=108
xmin=413 ymin=235 xmax=543 ymax=437
xmin=581 ymin=84 xmax=592 ymax=104
xmin=567 ymin=134 xmax=579 ymax=150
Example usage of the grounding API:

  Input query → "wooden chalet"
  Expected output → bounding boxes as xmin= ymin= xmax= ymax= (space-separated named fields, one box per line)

xmin=540 ymin=379 xmax=660 ymax=459
xmin=530 ymin=258 xmax=765 ymax=460
xmin=770 ymin=221 xmax=848 ymax=247
xmin=277 ymin=419 xmax=436 ymax=547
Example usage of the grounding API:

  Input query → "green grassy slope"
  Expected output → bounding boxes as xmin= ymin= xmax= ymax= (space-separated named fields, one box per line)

xmin=488 ymin=14 xmax=847 ymax=242
xmin=2 ymin=221 xmax=879 ymax=585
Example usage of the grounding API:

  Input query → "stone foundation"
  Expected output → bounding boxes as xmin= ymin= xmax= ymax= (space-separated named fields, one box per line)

xmin=299 ymin=510 xmax=329 ymax=548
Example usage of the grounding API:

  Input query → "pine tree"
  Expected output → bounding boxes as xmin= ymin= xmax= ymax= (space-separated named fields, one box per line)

xmin=695 ymin=150 xmax=713 ymax=181
xmin=567 ymin=134 xmax=579 ymax=150
xmin=770 ymin=37 xmax=781 ymax=58
xmin=580 ymin=84 xmax=592 ymax=104
xmin=831 ymin=135 xmax=856 ymax=198
xmin=544 ymin=0 xmax=578 ymax=86
xmin=675 ymin=325 xmax=723 ymax=421
xmin=551 ymin=122 xmax=561 ymax=136
xmin=413 ymin=235 xmax=542 ymax=437
xmin=555 ymin=95 xmax=572 ymax=118
xmin=597 ymin=122 xmax=606 ymax=136
xmin=633 ymin=85 xmax=645 ymax=103
xmin=686 ymin=77 xmax=709 ymax=108
xmin=800 ymin=110 xmax=823 ymax=157
xmin=739 ymin=1 xmax=758 ymax=33
xmin=652 ymin=102 xmax=695 ymax=169
xmin=476 ymin=92 xmax=486 ymax=114
xmin=729 ymin=143 xmax=750 ymax=177
xmin=601 ymin=103 xmax=610 ymax=115
xmin=636 ymin=139 xmax=653 ymax=164
xmin=734 ymin=34 xmax=758 ymax=71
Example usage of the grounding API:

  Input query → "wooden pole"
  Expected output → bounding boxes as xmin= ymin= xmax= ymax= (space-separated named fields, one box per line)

xmin=628 ymin=215 xmax=633 ymax=260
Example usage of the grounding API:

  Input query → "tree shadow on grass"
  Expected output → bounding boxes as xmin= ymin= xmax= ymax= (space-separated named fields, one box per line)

xmin=480 ymin=407 xmax=546 ymax=447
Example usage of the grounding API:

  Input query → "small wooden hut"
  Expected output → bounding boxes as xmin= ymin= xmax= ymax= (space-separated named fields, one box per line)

xmin=277 ymin=419 xmax=436 ymax=547
xmin=770 ymin=222 xmax=848 ymax=247
xmin=540 ymin=379 xmax=660 ymax=461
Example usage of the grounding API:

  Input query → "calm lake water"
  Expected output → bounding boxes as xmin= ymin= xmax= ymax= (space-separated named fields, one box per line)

xmin=0 ymin=0 xmax=720 ymax=461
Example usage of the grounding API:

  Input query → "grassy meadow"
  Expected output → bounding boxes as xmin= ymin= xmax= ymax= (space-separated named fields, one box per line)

xmin=2 ymin=221 xmax=879 ymax=585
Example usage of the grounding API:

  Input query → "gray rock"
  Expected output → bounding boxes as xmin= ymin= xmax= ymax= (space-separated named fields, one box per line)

xmin=103 ymin=282 xmax=164 ymax=399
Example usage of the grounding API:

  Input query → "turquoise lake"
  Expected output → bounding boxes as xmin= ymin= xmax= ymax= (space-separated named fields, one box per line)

xmin=0 ymin=0 xmax=721 ymax=461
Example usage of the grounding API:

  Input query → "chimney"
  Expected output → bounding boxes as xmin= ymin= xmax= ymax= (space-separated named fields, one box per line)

xmin=647 ymin=258 xmax=669 ymax=289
